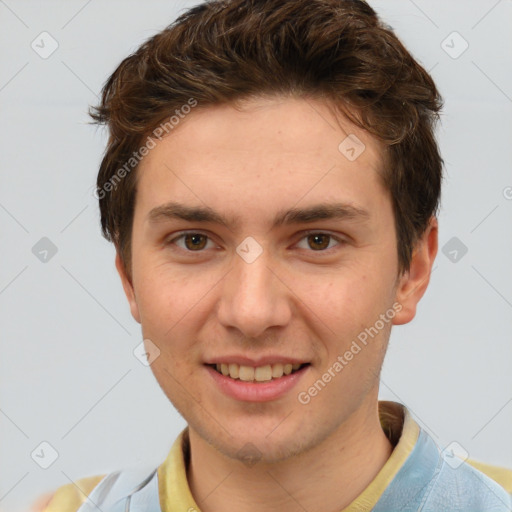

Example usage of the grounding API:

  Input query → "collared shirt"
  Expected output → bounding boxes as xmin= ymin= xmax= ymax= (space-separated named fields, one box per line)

xmin=43 ymin=401 xmax=512 ymax=511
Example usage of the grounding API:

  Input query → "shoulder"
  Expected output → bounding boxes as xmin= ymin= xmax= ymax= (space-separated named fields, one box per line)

xmin=33 ymin=475 xmax=105 ymax=512
xmin=33 ymin=463 xmax=161 ymax=512
xmin=425 ymin=457 xmax=512 ymax=510
xmin=380 ymin=424 xmax=512 ymax=511
xmin=466 ymin=457 xmax=512 ymax=494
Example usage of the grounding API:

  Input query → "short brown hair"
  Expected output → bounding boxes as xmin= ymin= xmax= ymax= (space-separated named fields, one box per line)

xmin=90 ymin=0 xmax=443 ymax=277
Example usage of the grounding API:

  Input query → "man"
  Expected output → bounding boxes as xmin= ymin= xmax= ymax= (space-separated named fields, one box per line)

xmin=36 ymin=0 xmax=512 ymax=510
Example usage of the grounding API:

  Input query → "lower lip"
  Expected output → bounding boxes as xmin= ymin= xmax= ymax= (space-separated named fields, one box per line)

xmin=205 ymin=365 xmax=310 ymax=402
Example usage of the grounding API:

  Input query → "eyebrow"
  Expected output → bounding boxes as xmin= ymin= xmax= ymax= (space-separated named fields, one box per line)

xmin=147 ymin=201 xmax=370 ymax=231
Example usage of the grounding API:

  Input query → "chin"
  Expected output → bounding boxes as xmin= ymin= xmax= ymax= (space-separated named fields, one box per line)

xmin=222 ymin=436 xmax=309 ymax=466
xmin=196 ymin=415 xmax=323 ymax=466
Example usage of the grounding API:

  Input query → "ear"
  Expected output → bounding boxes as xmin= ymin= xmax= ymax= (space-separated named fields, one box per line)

xmin=392 ymin=216 xmax=438 ymax=325
xmin=115 ymin=252 xmax=141 ymax=324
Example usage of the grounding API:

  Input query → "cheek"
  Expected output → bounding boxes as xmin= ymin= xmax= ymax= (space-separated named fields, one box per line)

xmin=134 ymin=261 xmax=200 ymax=323
xmin=308 ymin=269 xmax=372 ymax=318
xmin=133 ymin=270 xmax=191 ymax=356
xmin=133 ymin=264 xmax=222 ymax=362
xmin=311 ymin=270 xmax=395 ymax=345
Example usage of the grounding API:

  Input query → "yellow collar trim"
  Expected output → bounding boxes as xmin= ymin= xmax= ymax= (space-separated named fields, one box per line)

xmin=158 ymin=426 xmax=199 ymax=512
xmin=340 ymin=401 xmax=420 ymax=511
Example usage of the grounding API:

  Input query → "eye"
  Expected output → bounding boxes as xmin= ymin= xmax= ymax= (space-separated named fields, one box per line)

xmin=295 ymin=231 xmax=344 ymax=252
xmin=167 ymin=232 xmax=217 ymax=252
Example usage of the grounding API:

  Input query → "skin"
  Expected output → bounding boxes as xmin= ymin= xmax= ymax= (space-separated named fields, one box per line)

xmin=113 ymin=96 xmax=438 ymax=512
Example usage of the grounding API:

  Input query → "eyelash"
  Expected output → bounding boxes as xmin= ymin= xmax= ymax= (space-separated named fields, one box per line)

xmin=165 ymin=230 xmax=346 ymax=255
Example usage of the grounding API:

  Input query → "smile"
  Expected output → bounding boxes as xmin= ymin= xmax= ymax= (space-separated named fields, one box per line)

xmin=205 ymin=362 xmax=311 ymax=402
xmin=209 ymin=362 xmax=308 ymax=382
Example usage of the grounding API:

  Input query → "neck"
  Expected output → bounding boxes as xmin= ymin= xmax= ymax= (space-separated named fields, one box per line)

xmin=187 ymin=399 xmax=394 ymax=512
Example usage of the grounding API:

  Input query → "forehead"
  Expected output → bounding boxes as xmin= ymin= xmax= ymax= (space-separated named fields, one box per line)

xmin=135 ymin=96 xmax=389 ymax=225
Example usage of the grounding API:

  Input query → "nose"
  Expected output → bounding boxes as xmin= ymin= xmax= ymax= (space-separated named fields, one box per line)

xmin=216 ymin=247 xmax=292 ymax=340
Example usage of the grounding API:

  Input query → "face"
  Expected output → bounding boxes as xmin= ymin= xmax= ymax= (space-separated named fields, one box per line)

xmin=117 ymin=96 xmax=436 ymax=463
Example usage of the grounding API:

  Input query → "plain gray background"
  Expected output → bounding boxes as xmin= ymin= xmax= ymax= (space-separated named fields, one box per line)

xmin=1 ymin=1 xmax=511 ymax=510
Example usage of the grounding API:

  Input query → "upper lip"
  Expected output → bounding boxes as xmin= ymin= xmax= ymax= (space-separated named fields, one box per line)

xmin=204 ymin=355 xmax=310 ymax=367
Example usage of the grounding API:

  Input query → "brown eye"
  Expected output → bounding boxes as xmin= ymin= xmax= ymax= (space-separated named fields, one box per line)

xmin=295 ymin=232 xmax=344 ymax=253
xmin=307 ymin=233 xmax=331 ymax=250
xmin=166 ymin=231 xmax=217 ymax=254
xmin=183 ymin=233 xmax=208 ymax=250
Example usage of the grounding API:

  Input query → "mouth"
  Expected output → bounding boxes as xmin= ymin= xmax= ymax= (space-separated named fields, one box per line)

xmin=206 ymin=362 xmax=310 ymax=382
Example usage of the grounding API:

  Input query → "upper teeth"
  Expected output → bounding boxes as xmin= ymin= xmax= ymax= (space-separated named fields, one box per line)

xmin=215 ymin=363 xmax=302 ymax=381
